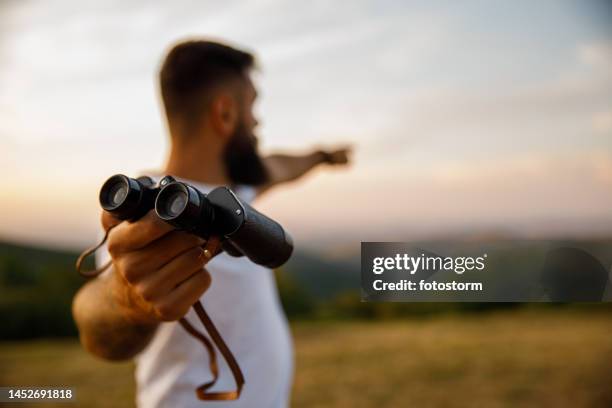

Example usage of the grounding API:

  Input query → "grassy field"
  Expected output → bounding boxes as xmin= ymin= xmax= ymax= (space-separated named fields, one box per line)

xmin=1 ymin=309 xmax=611 ymax=407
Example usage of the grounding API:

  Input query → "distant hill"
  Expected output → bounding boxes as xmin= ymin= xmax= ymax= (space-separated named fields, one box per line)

xmin=0 ymin=239 xmax=359 ymax=339
xmin=0 ymin=241 xmax=78 ymax=277
xmin=0 ymin=241 xmax=83 ymax=339
xmin=0 ymin=239 xmax=359 ymax=295
xmin=282 ymin=250 xmax=359 ymax=300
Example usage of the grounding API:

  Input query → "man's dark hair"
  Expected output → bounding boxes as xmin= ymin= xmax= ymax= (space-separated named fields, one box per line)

xmin=160 ymin=40 xmax=255 ymax=123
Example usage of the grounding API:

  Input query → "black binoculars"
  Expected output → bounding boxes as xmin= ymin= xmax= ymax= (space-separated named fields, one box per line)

xmin=99 ymin=174 xmax=293 ymax=268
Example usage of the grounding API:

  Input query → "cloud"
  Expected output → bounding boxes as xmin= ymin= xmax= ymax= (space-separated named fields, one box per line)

xmin=578 ymin=41 xmax=612 ymax=71
xmin=363 ymin=39 xmax=612 ymax=162
xmin=431 ymin=151 xmax=612 ymax=187
xmin=592 ymin=110 xmax=612 ymax=134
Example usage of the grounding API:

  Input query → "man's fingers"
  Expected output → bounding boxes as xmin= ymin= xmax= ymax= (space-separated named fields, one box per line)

xmin=101 ymin=211 xmax=122 ymax=232
xmin=155 ymin=268 xmax=212 ymax=321
xmin=113 ymin=233 xmax=219 ymax=284
xmin=107 ymin=210 xmax=175 ymax=255
xmin=330 ymin=149 xmax=350 ymax=164
xmin=321 ymin=145 xmax=353 ymax=165
xmin=129 ymin=246 xmax=207 ymax=301
xmin=117 ymin=232 xmax=206 ymax=279
xmin=202 ymin=235 xmax=222 ymax=259
xmin=133 ymin=238 xmax=219 ymax=320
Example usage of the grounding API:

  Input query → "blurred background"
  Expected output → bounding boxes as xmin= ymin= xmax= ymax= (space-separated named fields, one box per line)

xmin=1 ymin=0 xmax=611 ymax=407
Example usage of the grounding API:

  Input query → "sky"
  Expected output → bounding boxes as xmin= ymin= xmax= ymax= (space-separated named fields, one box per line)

xmin=1 ymin=0 xmax=611 ymax=251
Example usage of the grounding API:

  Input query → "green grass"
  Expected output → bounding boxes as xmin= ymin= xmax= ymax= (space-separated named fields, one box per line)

xmin=1 ymin=310 xmax=611 ymax=407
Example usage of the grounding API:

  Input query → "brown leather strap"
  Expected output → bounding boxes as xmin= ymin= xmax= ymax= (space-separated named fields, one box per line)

xmin=76 ymin=227 xmax=114 ymax=278
xmin=179 ymin=236 xmax=245 ymax=401
xmin=178 ymin=317 xmax=219 ymax=391
xmin=179 ymin=302 xmax=245 ymax=400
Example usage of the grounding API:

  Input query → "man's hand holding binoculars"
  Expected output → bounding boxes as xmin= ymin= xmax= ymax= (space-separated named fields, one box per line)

xmin=75 ymin=175 xmax=292 ymax=366
xmin=103 ymin=210 xmax=214 ymax=325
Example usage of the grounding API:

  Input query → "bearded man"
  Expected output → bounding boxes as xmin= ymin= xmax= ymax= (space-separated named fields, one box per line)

xmin=72 ymin=40 xmax=350 ymax=408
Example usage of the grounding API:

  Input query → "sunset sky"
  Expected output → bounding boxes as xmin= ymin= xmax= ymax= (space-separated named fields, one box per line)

xmin=1 ymin=0 xmax=611 ymax=250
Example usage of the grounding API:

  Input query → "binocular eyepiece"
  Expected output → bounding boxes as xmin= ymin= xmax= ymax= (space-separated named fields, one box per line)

xmin=99 ymin=174 xmax=176 ymax=221
xmin=155 ymin=182 xmax=216 ymax=233
xmin=98 ymin=174 xmax=293 ymax=268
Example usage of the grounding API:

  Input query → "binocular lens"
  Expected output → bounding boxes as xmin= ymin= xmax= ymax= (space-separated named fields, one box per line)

xmin=108 ymin=182 xmax=129 ymax=207
xmin=165 ymin=191 xmax=188 ymax=217
xmin=156 ymin=182 xmax=216 ymax=236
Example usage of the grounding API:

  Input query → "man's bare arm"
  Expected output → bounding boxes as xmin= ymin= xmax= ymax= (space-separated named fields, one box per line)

xmin=257 ymin=146 xmax=351 ymax=195
xmin=73 ymin=271 xmax=158 ymax=361
xmin=72 ymin=211 xmax=213 ymax=361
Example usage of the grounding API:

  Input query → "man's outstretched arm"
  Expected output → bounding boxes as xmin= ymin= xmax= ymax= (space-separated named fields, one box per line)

xmin=257 ymin=146 xmax=352 ymax=195
xmin=73 ymin=271 xmax=159 ymax=360
xmin=72 ymin=211 xmax=212 ymax=361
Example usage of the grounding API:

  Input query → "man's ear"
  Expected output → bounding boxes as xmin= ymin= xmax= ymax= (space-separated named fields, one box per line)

xmin=210 ymin=93 xmax=238 ymax=138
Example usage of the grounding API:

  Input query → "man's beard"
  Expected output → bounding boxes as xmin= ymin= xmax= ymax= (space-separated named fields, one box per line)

xmin=223 ymin=123 xmax=269 ymax=186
